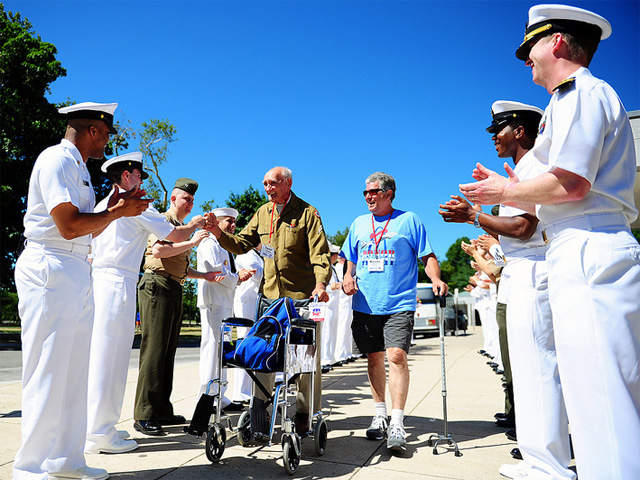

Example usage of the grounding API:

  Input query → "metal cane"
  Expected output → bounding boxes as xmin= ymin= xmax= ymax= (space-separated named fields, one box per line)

xmin=427 ymin=295 xmax=462 ymax=456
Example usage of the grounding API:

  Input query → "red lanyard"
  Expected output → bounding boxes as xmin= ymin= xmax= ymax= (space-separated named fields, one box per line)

xmin=371 ymin=211 xmax=393 ymax=255
xmin=268 ymin=196 xmax=290 ymax=245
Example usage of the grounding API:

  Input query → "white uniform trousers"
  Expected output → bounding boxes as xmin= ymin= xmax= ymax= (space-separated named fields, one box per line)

xmin=479 ymin=297 xmax=501 ymax=364
xmin=14 ymin=245 xmax=93 ymax=479
xmin=505 ymin=255 xmax=574 ymax=480
xmin=321 ymin=295 xmax=339 ymax=365
xmin=230 ymin=326 xmax=252 ymax=402
xmin=199 ymin=306 xmax=230 ymax=397
xmin=547 ymin=227 xmax=640 ymax=480
xmin=334 ymin=293 xmax=353 ymax=362
xmin=86 ymin=268 xmax=137 ymax=444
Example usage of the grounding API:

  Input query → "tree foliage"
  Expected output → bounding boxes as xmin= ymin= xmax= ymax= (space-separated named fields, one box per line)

xmin=139 ymin=119 xmax=177 ymax=211
xmin=439 ymin=237 xmax=476 ymax=291
xmin=225 ymin=185 xmax=268 ymax=231
xmin=328 ymin=227 xmax=349 ymax=247
xmin=0 ymin=5 xmax=67 ymax=289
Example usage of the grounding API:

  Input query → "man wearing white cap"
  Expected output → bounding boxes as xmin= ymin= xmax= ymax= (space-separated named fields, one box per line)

xmin=14 ymin=103 xmax=152 ymax=480
xmin=197 ymin=207 xmax=255 ymax=408
xmin=85 ymin=153 xmax=209 ymax=455
xmin=443 ymin=102 xmax=575 ymax=479
xmin=460 ymin=6 xmax=640 ymax=479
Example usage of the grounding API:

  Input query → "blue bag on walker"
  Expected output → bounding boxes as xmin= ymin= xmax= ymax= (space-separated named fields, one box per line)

xmin=233 ymin=297 xmax=298 ymax=372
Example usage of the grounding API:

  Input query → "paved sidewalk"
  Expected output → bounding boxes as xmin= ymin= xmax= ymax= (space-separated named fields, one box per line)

xmin=0 ymin=329 xmax=519 ymax=479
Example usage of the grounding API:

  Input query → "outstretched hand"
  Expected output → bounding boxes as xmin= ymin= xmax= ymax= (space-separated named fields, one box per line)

xmin=439 ymin=194 xmax=480 ymax=224
xmin=459 ymin=162 xmax=519 ymax=205
xmin=108 ymin=186 xmax=153 ymax=218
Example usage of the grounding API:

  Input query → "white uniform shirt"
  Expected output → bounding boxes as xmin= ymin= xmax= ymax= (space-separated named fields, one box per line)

xmin=530 ymin=67 xmax=637 ymax=225
xmin=233 ymin=250 xmax=264 ymax=320
xmin=498 ymin=151 xmax=547 ymax=257
xmin=197 ymin=235 xmax=238 ymax=308
xmin=23 ymin=139 xmax=95 ymax=246
xmin=91 ymin=187 xmax=174 ymax=277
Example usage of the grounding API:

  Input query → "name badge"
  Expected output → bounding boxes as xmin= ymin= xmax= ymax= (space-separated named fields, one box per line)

xmin=310 ymin=301 xmax=326 ymax=322
xmin=260 ymin=244 xmax=275 ymax=258
xmin=368 ymin=258 xmax=384 ymax=272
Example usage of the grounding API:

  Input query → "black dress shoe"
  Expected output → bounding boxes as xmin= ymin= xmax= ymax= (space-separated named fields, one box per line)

xmin=156 ymin=414 xmax=186 ymax=425
xmin=494 ymin=412 xmax=508 ymax=421
xmin=321 ymin=365 xmax=332 ymax=374
xmin=505 ymin=429 xmax=517 ymax=441
xmin=224 ymin=401 xmax=245 ymax=412
xmin=495 ymin=417 xmax=515 ymax=428
xmin=134 ymin=420 xmax=165 ymax=436
xmin=511 ymin=447 xmax=522 ymax=460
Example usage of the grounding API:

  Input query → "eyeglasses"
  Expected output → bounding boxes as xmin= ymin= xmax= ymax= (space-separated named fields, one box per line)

xmin=363 ymin=188 xmax=385 ymax=197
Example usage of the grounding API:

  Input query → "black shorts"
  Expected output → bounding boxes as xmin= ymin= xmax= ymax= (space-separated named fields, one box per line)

xmin=351 ymin=310 xmax=415 ymax=354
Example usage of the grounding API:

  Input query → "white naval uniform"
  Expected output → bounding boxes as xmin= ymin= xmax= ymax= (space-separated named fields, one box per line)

xmin=14 ymin=139 xmax=95 ymax=479
xmin=474 ymin=275 xmax=500 ymax=362
xmin=530 ymin=67 xmax=640 ymax=479
xmin=197 ymin=235 xmax=237 ymax=398
xmin=86 ymin=188 xmax=174 ymax=446
xmin=499 ymin=152 xmax=573 ymax=480
xmin=334 ymin=264 xmax=354 ymax=362
xmin=230 ymin=249 xmax=264 ymax=402
xmin=321 ymin=266 xmax=340 ymax=366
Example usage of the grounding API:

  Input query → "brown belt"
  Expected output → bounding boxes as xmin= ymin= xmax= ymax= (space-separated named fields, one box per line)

xmin=144 ymin=269 xmax=186 ymax=286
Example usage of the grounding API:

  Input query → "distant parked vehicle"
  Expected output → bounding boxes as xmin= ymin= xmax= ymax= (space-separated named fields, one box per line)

xmin=413 ymin=283 xmax=439 ymax=337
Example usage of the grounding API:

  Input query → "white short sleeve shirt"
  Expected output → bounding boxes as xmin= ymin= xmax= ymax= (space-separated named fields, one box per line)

xmin=91 ymin=187 xmax=174 ymax=277
xmin=530 ymin=67 xmax=637 ymax=225
xmin=23 ymin=139 xmax=95 ymax=246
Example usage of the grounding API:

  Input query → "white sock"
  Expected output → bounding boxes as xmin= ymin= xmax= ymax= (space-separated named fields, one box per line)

xmin=375 ymin=402 xmax=387 ymax=418
xmin=391 ymin=409 xmax=404 ymax=426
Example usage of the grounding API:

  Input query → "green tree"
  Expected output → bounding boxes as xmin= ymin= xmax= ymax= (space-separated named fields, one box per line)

xmin=225 ymin=185 xmax=268 ymax=230
xmin=139 ymin=119 xmax=177 ymax=211
xmin=200 ymin=199 xmax=217 ymax=213
xmin=0 ymin=5 xmax=67 ymax=289
xmin=328 ymin=227 xmax=349 ymax=247
xmin=440 ymin=237 xmax=476 ymax=291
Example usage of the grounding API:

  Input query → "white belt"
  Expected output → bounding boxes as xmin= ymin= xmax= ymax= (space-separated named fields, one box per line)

xmin=27 ymin=239 xmax=91 ymax=256
xmin=541 ymin=213 xmax=629 ymax=244
xmin=503 ymin=245 xmax=547 ymax=261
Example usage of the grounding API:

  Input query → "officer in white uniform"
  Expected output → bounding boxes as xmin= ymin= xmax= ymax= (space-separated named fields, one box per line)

xmin=321 ymin=244 xmax=341 ymax=368
xmin=334 ymin=255 xmax=354 ymax=363
xmin=230 ymin=247 xmax=264 ymax=402
xmin=460 ymin=6 xmax=640 ymax=478
xmin=14 ymin=103 xmax=151 ymax=480
xmin=86 ymin=153 xmax=206 ymax=455
xmin=197 ymin=207 xmax=255 ymax=406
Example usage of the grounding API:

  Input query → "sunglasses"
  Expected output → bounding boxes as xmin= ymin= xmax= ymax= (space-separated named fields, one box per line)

xmin=363 ymin=188 xmax=386 ymax=197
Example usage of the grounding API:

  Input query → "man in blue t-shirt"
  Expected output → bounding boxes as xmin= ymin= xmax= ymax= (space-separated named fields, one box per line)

xmin=342 ymin=172 xmax=448 ymax=451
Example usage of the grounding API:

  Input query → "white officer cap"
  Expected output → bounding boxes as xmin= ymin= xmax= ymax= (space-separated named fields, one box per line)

xmin=487 ymin=100 xmax=544 ymax=133
xmin=515 ymin=4 xmax=611 ymax=61
xmin=101 ymin=151 xmax=149 ymax=180
xmin=58 ymin=102 xmax=119 ymax=134
xmin=328 ymin=243 xmax=341 ymax=254
xmin=213 ymin=207 xmax=239 ymax=218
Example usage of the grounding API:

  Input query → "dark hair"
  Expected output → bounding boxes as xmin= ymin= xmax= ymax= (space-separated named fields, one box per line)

xmin=107 ymin=165 xmax=135 ymax=184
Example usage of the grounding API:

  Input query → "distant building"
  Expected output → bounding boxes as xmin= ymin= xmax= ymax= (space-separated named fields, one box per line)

xmin=630 ymin=110 xmax=640 ymax=229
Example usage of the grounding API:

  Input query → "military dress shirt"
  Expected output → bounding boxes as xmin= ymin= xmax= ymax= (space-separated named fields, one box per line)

xmin=143 ymin=211 xmax=190 ymax=280
xmin=217 ymin=192 xmax=331 ymax=299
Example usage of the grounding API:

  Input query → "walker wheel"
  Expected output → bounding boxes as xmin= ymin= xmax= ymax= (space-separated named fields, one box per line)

xmin=205 ymin=423 xmax=226 ymax=463
xmin=236 ymin=410 xmax=251 ymax=447
xmin=313 ymin=417 xmax=328 ymax=456
xmin=282 ymin=434 xmax=300 ymax=475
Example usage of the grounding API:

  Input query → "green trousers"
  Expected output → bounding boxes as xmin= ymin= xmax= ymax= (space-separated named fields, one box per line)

xmin=134 ymin=272 xmax=183 ymax=420
xmin=496 ymin=301 xmax=515 ymax=419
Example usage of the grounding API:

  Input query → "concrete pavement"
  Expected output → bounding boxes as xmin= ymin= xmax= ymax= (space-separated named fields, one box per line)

xmin=0 ymin=329 xmax=521 ymax=479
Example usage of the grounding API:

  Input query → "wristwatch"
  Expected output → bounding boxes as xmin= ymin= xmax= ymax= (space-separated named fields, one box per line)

xmin=473 ymin=212 xmax=481 ymax=228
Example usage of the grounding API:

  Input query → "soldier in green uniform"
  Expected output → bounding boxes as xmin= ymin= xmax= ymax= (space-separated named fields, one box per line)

xmin=206 ymin=166 xmax=331 ymax=435
xmin=133 ymin=178 xmax=217 ymax=436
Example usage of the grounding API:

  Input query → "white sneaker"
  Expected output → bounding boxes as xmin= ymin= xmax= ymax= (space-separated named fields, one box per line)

xmin=48 ymin=466 xmax=109 ymax=479
xmin=85 ymin=436 xmax=139 ymax=454
xmin=386 ymin=423 xmax=407 ymax=450
xmin=499 ymin=462 xmax=531 ymax=479
xmin=117 ymin=430 xmax=130 ymax=439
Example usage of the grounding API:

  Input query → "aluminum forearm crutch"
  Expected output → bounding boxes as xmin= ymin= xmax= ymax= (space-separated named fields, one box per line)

xmin=427 ymin=294 xmax=462 ymax=456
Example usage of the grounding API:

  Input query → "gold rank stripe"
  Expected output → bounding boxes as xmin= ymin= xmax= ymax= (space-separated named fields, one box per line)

xmin=520 ymin=23 xmax=553 ymax=46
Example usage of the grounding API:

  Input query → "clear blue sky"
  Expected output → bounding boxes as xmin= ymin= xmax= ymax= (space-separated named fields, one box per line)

xmin=8 ymin=0 xmax=639 ymax=258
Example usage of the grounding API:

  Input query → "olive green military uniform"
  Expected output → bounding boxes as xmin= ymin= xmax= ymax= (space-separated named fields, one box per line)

xmin=218 ymin=191 xmax=331 ymax=417
xmin=134 ymin=211 xmax=190 ymax=421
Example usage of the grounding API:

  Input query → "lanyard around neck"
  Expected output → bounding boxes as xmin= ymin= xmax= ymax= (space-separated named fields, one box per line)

xmin=371 ymin=210 xmax=393 ymax=255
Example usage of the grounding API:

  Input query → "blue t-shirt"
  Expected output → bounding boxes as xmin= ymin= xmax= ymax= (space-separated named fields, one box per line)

xmin=342 ymin=209 xmax=433 ymax=315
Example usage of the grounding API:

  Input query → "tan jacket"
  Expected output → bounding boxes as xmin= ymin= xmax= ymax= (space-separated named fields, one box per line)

xmin=217 ymin=192 xmax=331 ymax=299
xmin=143 ymin=211 xmax=190 ymax=280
